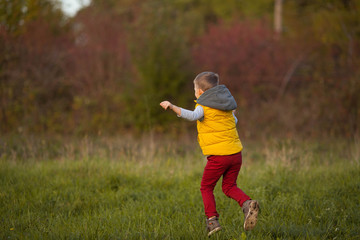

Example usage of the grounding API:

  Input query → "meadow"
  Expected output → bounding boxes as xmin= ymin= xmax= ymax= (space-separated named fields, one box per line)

xmin=0 ymin=136 xmax=359 ymax=239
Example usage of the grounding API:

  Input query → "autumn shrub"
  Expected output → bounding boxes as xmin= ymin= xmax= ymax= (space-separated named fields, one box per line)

xmin=124 ymin=2 xmax=195 ymax=132
xmin=192 ymin=19 xmax=359 ymax=138
xmin=192 ymin=19 xmax=297 ymax=103
xmin=0 ymin=17 xmax=73 ymax=134
xmin=1 ymin=0 xmax=359 ymax=138
xmin=63 ymin=7 xmax=133 ymax=134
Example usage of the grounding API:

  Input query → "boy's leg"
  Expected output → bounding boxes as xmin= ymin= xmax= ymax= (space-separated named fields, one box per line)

xmin=221 ymin=152 xmax=251 ymax=206
xmin=200 ymin=156 xmax=227 ymax=218
xmin=221 ymin=152 xmax=259 ymax=231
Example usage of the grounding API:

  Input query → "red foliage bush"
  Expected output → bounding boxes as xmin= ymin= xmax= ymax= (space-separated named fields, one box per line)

xmin=67 ymin=7 xmax=132 ymax=94
xmin=192 ymin=20 xmax=298 ymax=105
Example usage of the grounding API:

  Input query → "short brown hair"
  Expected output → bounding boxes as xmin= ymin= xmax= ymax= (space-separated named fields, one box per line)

xmin=194 ymin=72 xmax=219 ymax=91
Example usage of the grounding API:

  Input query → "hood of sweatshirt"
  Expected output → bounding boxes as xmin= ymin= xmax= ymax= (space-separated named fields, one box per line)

xmin=196 ymin=85 xmax=237 ymax=111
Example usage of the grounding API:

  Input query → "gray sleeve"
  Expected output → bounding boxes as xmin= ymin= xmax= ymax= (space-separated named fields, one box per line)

xmin=233 ymin=112 xmax=238 ymax=125
xmin=179 ymin=105 xmax=204 ymax=121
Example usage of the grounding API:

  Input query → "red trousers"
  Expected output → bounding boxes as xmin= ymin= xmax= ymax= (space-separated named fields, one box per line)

xmin=200 ymin=151 xmax=251 ymax=218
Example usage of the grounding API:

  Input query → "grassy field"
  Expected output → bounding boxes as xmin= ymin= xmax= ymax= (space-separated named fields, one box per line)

xmin=1 ymin=136 xmax=359 ymax=239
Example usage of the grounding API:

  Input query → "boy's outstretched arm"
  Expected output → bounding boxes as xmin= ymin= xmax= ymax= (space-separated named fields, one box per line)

xmin=160 ymin=101 xmax=181 ymax=116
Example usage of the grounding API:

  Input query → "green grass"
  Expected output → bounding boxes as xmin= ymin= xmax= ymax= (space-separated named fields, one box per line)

xmin=0 ymin=137 xmax=359 ymax=239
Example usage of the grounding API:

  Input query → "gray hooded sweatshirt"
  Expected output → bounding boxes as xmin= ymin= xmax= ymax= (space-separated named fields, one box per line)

xmin=197 ymin=85 xmax=237 ymax=110
xmin=180 ymin=85 xmax=237 ymax=122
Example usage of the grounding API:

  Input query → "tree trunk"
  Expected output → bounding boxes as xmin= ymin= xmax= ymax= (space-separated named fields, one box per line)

xmin=274 ymin=0 xmax=283 ymax=35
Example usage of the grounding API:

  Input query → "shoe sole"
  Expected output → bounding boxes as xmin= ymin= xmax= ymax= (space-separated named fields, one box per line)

xmin=208 ymin=226 xmax=222 ymax=237
xmin=244 ymin=200 xmax=259 ymax=231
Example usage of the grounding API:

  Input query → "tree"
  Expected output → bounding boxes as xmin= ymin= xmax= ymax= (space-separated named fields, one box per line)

xmin=126 ymin=1 xmax=194 ymax=130
xmin=0 ymin=0 xmax=65 ymax=35
xmin=274 ymin=0 xmax=283 ymax=35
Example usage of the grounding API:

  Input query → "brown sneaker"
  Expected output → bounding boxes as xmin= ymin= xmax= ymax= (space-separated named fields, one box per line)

xmin=206 ymin=217 xmax=222 ymax=236
xmin=242 ymin=200 xmax=260 ymax=231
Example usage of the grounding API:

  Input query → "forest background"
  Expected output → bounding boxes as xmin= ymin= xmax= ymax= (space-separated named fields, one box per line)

xmin=1 ymin=0 xmax=359 ymax=140
xmin=1 ymin=1 xmax=360 ymax=239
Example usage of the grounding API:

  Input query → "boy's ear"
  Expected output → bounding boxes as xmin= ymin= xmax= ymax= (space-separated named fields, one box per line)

xmin=199 ymin=89 xmax=204 ymax=95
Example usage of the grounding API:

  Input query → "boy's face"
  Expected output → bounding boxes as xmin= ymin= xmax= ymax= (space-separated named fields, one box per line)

xmin=194 ymin=83 xmax=203 ymax=99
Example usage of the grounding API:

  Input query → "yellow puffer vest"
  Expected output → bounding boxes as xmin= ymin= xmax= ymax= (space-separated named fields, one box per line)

xmin=196 ymin=103 xmax=243 ymax=156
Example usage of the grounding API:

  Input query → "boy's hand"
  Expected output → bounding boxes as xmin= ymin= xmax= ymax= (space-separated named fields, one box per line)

xmin=160 ymin=101 xmax=173 ymax=110
xmin=160 ymin=101 xmax=181 ymax=116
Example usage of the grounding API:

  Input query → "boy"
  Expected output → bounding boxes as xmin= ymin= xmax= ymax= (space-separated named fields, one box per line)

xmin=160 ymin=72 xmax=259 ymax=236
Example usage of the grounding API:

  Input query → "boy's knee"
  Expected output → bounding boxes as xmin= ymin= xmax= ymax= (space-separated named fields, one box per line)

xmin=200 ymin=184 xmax=214 ymax=192
xmin=222 ymin=187 xmax=230 ymax=197
xmin=222 ymin=184 xmax=234 ymax=197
